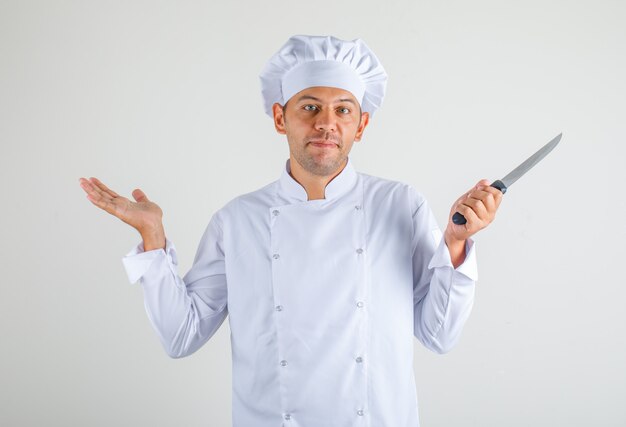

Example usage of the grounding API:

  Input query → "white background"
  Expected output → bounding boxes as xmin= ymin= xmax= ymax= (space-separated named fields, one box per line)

xmin=1 ymin=0 xmax=624 ymax=425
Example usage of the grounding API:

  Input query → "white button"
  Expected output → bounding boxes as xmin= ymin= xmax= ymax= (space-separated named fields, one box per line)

xmin=275 ymin=305 xmax=283 ymax=311
xmin=280 ymin=360 xmax=288 ymax=366
xmin=272 ymin=210 xmax=280 ymax=216
xmin=354 ymin=205 xmax=362 ymax=210
xmin=357 ymin=409 xmax=364 ymax=416
xmin=356 ymin=301 xmax=364 ymax=308
xmin=284 ymin=413 xmax=291 ymax=420
xmin=356 ymin=248 xmax=363 ymax=254
xmin=273 ymin=253 xmax=280 ymax=259
xmin=355 ymin=356 xmax=363 ymax=363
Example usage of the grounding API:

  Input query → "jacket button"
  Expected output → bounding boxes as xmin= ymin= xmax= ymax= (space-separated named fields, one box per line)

xmin=284 ymin=413 xmax=291 ymax=420
xmin=356 ymin=301 xmax=364 ymax=308
xmin=273 ymin=253 xmax=280 ymax=259
xmin=275 ymin=305 xmax=283 ymax=311
xmin=356 ymin=248 xmax=363 ymax=254
xmin=355 ymin=356 xmax=363 ymax=363
xmin=272 ymin=209 xmax=280 ymax=216
xmin=354 ymin=205 xmax=362 ymax=210
xmin=280 ymin=360 xmax=288 ymax=367
xmin=357 ymin=409 xmax=365 ymax=416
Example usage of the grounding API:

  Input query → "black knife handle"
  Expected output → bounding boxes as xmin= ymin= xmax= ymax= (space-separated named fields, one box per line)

xmin=451 ymin=180 xmax=508 ymax=225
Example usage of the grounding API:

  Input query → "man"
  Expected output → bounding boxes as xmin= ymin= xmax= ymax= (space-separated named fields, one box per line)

xmin=79 ymin=35 xmax=502 ymax=426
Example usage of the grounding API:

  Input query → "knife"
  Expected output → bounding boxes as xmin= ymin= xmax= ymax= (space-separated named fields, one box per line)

xmin=452 ymin=133 xmax=562 ymax=225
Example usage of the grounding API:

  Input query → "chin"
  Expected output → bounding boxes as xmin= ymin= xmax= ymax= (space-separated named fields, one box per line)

xmin=310 ymin=158 xmax=346 ymax=176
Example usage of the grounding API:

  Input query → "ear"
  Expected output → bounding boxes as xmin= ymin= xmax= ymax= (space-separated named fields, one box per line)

xmin=354 ymin=111 xmax=370 ymax=142
xmin=272 ymin=103 xmax=286 ymax=135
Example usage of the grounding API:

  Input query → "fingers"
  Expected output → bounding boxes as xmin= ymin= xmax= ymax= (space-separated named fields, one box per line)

xmin=480 ymin=184 xmax=504 ymax=211
xmin=466 ymin=180 xmax=503 ymax=211
xmin=79 ymin=177 xmax=114 ymax=200
xmin=460 ymin=193 xmax=489 ymax=221
xmin=467 ymin=188 xmax=500 ymax=214
xmin=79 ymin=178 xmax=111 ymax=210
xmin=448 ymin=179 xmax=504 ymax=238
xmin=89 ymin=177 xmax=120 ymax=199
xmin=79 ymin=177 xmax=123 ymax=215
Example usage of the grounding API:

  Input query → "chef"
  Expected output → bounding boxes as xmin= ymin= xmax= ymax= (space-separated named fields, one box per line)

xmin=79 ymin=34 xmax=502 ymax=427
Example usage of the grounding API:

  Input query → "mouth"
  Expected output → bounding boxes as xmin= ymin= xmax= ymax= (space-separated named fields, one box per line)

xmin=309 ymin=140 xmax=338 ymax=148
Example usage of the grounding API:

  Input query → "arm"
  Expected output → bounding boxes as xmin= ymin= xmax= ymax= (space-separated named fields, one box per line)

xmin=122 ymin=212 xmax=228 ymax=358
xmin=411 ymin=180 xmax=501 ymax=353
xmin=79 ymin=176 xmax=228 ymax=358
xmin=411 ymin=195 xmax=477 ymax=354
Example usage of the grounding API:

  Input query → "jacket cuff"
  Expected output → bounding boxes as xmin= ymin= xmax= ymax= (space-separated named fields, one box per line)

xmin=427 ymin=236 xmax=478 ymax=281
xmin=121 ymin=238 xmax=178 ymax=284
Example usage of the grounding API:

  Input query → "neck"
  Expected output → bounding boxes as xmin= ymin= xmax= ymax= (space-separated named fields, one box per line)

xmin=288 ymin=155 xmax=347 ymax=200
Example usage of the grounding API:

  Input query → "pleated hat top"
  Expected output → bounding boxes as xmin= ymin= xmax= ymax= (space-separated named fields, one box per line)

xmin=259 ymin=35 xmax=388 ymax=117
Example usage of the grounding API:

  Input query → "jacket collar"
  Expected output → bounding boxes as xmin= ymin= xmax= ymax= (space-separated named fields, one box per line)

xmin=278 ymin=157 xmax=357 ymax=202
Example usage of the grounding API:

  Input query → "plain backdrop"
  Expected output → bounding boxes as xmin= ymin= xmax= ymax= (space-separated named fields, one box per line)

xmin=1 ymin=0 xmax=625 ymax=426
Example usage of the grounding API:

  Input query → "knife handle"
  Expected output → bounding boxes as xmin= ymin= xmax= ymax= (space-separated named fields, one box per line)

xmin=451 ymin=180 xmax=508 ymax=225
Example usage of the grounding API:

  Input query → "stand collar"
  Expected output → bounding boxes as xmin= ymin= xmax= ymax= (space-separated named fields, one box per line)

xmin=278 ymin=157 xmax=357 ymax=202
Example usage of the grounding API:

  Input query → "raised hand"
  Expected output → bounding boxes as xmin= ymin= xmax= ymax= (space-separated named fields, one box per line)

xmin=79 ymin=177 xmax=165 ymax=250
xmin=445 ymin=179 xmax=503 ymax=241
xmin=443 ymin=179 xmax=503 ymax=268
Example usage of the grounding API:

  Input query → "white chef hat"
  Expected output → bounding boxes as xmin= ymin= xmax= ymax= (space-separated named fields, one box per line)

xmin=259 ymin=35 xmax=388 ymax=117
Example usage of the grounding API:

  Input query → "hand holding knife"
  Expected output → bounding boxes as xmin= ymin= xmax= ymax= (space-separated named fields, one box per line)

xmin=442 ymin=133 xmax=563 ymax=268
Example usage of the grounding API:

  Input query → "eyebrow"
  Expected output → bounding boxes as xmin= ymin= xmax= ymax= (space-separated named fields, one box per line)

xmin=295 ymin=95 xmax=357 ymax=106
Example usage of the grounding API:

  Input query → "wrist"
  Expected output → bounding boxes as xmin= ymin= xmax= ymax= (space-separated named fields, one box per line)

xmin=444 ymin=229 xmax=466 ymax=269
xmin=139 ymin=225 xmax=166 ymax=251
xmin=444 ymin=228 xmax=465 ymax=249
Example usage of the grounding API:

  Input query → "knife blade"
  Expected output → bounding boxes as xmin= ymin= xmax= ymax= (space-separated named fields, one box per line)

xmin=452 ymin=133 xmax=562 ymax=225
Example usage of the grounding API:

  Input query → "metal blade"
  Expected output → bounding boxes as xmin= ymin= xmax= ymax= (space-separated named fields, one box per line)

xmin=500 ymin=133 xmax=562 ymax=188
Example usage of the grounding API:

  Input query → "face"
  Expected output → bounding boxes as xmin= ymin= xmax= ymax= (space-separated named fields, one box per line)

xmin=272 ymin=86 xmax=370 ymax=177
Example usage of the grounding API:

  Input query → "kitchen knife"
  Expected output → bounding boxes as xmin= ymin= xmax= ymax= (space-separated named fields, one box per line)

xmin=452 ymin=133 xmax=562 ymax=225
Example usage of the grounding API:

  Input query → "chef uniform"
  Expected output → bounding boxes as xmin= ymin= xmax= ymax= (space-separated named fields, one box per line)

xmin=122 ymin=35 xmax=478 ymax=427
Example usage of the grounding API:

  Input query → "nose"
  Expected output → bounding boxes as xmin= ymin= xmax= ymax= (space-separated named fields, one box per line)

xmin=314 ymin=108 xmax=337 ymax=132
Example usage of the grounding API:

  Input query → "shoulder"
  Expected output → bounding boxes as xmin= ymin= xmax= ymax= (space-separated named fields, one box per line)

xmin=358 ymin=171 xmax=427 ymax=208
xmin=211 ymin=180 xmax=278 ymax=224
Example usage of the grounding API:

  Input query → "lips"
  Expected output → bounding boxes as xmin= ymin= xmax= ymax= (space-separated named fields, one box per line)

xmin=309 ymin=140 xmax=337 ymax=148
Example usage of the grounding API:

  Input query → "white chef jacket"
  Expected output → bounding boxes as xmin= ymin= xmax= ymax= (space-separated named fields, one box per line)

xmin=122 ymin=157 xmax=477 ymax=427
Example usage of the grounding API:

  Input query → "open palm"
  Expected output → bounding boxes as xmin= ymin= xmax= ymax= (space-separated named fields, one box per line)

xmin=79 ymin=177 xmax=163 ymax=234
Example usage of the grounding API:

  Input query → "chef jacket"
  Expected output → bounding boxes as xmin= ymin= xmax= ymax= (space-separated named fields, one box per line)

xmin=122 ymin=156 xmax=477 ymax=427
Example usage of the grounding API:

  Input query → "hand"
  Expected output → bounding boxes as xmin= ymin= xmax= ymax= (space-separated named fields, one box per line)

xmin=445 ymin=179 xmax=503 ymax=245
xmin=79 ymin=177 xmax=164 ymax=236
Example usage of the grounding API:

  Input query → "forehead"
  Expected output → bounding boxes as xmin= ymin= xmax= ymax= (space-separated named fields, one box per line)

xmin=290 ymin=86 xmax=359 ymax=104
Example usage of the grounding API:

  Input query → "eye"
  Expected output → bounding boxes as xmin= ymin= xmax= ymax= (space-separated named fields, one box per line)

xmin=303 ymin=104 xmax=318 ymax=111
xmin=338 ymin=107 xmax=350 ymax=114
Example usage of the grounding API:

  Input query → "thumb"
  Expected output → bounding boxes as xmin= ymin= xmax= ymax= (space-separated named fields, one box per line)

xmin=132 ymin=188 xmax=148 ymax=202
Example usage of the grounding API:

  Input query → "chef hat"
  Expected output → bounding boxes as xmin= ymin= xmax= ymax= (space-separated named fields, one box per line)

xmin=259 ymin=35 xmax=388 ymax=117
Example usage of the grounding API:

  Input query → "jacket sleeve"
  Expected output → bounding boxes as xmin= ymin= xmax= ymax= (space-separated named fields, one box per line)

xmin=410 ymin=188 xmax=477 ymax=354
xmin=121 ymin=211 xmax=228 ymax=359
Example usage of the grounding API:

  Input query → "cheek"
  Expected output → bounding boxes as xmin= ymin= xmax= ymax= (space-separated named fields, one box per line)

xmin=343 ymin=122 xmax=360 ymax=137
xmin=286 ymin=114 xmax=312 ymax=131
xmin=342 ymin=115 xmax=361 ymax=130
